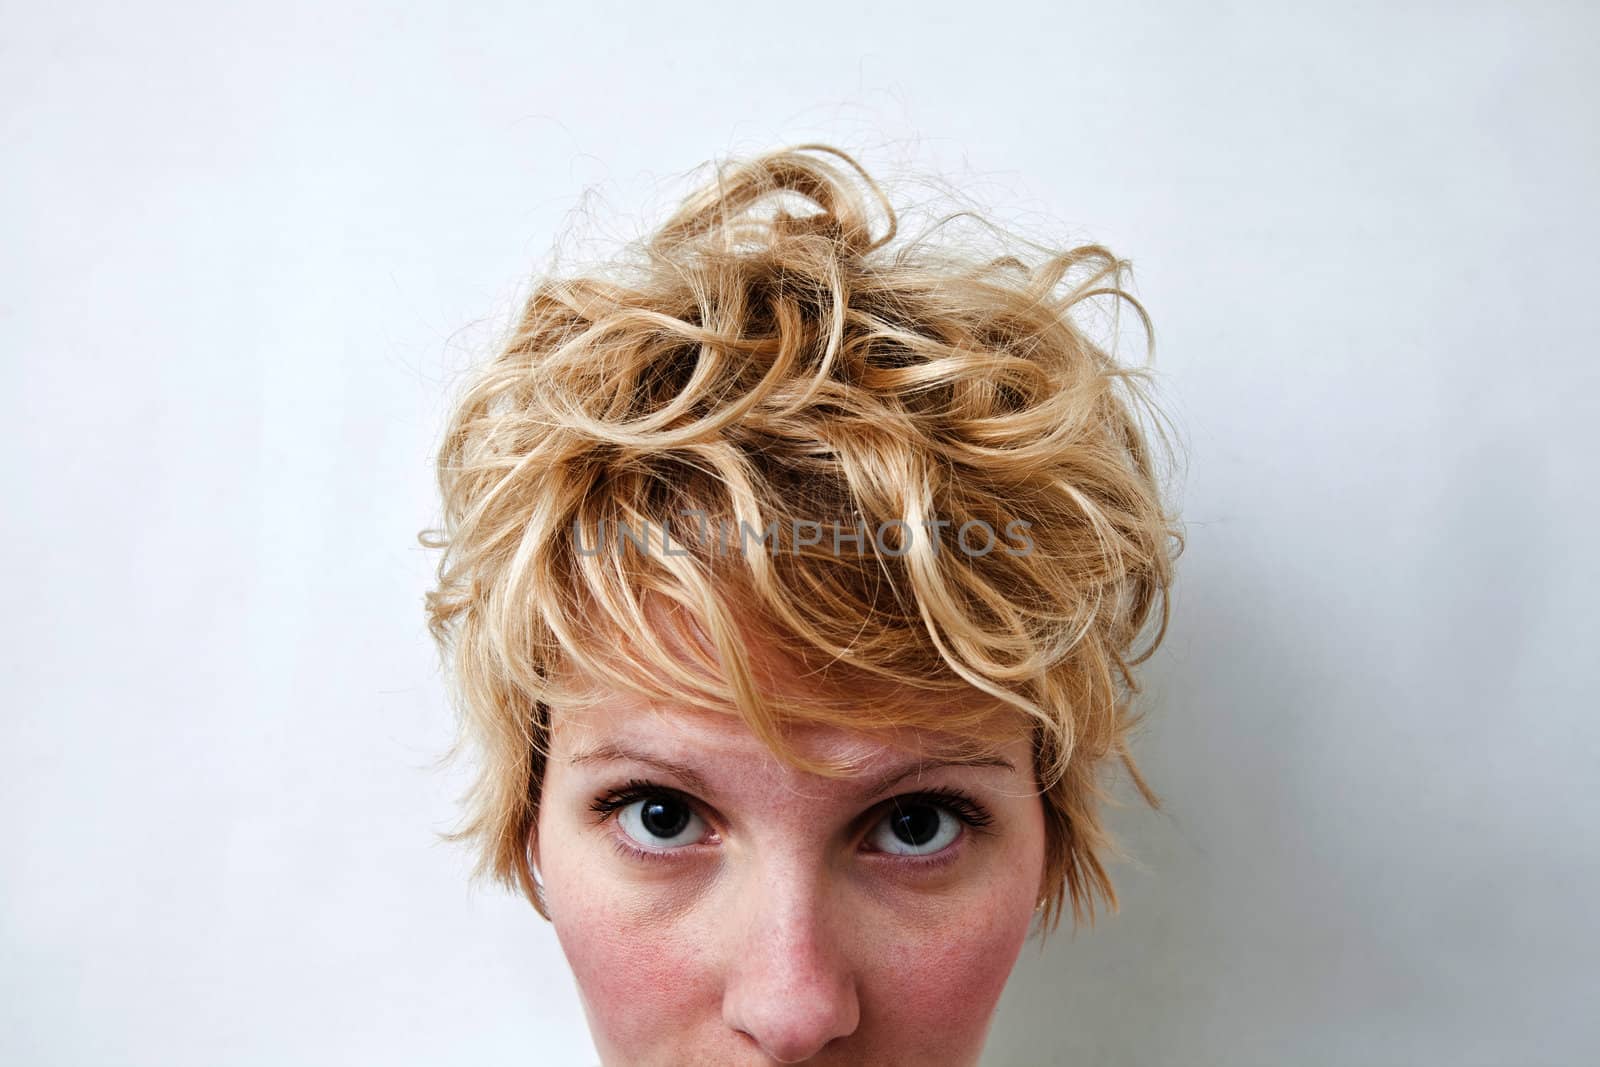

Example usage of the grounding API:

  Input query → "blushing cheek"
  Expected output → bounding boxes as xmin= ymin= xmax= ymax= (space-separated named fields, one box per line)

xmin=548 ymin=885 xmax=712 ymax=1059
xmin=872 ymin=885 xmax=1037 ymax=1053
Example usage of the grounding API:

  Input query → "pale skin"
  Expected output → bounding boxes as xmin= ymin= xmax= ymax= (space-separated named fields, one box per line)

xmin=534 ymin=679 xmax=1049 ymax=1066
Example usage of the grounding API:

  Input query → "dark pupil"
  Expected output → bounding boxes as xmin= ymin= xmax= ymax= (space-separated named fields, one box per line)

xmin=641 ymin=797 xmax=690 ymax=839
xmin=890 ymin=803 xmax=941 ymax=847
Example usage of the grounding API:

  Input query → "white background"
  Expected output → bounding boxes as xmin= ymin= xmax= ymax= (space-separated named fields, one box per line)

xmin=4 ymin=2 xmax=1597 ymax=1064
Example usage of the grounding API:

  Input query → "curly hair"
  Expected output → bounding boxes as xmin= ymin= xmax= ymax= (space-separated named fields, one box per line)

xmin=420 ymin=142 xmax=1184 ymax=936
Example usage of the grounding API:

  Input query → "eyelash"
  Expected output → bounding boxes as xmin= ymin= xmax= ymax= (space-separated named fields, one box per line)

xmin=587 ymin=778 xmax=995 ymax=868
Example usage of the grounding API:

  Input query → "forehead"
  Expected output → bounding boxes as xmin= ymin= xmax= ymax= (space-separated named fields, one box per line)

xmin=546 ymin=592 xmax=1030 ymax=777
xmin=550 ymin=686 xmax=906 ymax=766
xmin=546 ymin=682 xmax=1032 ymax=803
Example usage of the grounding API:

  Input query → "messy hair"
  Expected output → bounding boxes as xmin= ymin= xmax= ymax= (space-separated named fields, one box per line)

xmin=421 ymin=143 xmax=1184 ymax=935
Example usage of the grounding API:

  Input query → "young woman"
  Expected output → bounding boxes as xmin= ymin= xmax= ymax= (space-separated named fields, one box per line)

xmin=422 ymin=143 xmax=1183 ymax=1065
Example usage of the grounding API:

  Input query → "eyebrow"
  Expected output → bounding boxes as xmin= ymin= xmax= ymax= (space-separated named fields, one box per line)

xmin=564 ymin=741 xmax=1016 ymax=801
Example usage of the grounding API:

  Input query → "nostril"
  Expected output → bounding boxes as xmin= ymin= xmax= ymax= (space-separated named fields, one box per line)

xmin=726 ymin=991 xmax=860 ymax=1063
xmin=740 ymin=1030 xmax=840 ymax=1065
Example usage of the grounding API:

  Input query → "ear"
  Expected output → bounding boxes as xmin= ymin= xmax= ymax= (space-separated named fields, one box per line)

xmin=526 ymin=825 xmax=552 ymax=918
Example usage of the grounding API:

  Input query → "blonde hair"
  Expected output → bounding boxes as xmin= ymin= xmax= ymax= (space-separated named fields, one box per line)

xmin=421 ymin=143 xmax=1184 ymax=935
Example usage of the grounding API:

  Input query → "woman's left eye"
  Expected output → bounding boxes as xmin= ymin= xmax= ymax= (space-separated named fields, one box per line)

xmin=866 ymin=798 xmax=966 ymax=857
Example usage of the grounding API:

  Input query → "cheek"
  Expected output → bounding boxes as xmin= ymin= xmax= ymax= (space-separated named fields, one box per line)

xmin=541 ymin=838 xmax=720 ymax=1055
xmin=855 ymin=818 xmax=1045 ymax=1052
xmin=869 ymin=879 xmax=1038 ymax=1042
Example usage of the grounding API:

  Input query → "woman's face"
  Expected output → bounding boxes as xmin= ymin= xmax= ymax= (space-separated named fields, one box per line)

xmin=535 ymin=675 xmax=1048 ymax=1066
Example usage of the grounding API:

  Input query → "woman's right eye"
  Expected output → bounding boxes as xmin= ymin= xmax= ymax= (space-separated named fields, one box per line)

xmin=608 ymin=792 xmax=710 ymax=851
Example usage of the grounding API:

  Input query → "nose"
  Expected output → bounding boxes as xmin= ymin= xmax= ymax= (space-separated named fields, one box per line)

xmin=721 ymin=874 xmax=861 ymax=1062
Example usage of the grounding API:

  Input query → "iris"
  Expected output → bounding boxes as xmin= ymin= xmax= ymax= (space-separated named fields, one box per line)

xmin=888 ymin=803 xmax=942 ymax=848
xmin=640 ymin=797 xmax=691 ymax=840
